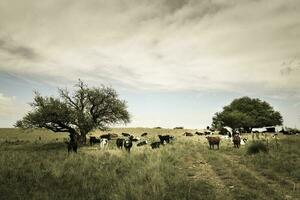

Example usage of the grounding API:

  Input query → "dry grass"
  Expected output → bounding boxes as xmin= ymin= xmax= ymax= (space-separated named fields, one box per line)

xmin=0 ymin=128 xmax=299 ymax=200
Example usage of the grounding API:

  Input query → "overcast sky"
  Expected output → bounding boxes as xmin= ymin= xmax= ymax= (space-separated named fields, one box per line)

xmin=0 ymin=0 xmax=299 ymax=128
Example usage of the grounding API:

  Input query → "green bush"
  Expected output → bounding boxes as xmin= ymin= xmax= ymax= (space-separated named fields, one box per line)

xmin=246 ymin=141 xmax=268 ymax=155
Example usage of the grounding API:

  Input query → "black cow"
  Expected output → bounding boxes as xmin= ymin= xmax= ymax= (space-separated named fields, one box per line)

xmin=129 ymin=135 xmax=140 ymax=142
xmin=151 ymin=141 xmax=160 ymax=149
xmin=89 ymin=136 xmax=100 ymax=145
xmin=204 ymin=131 xmax=211 ymax=136
xmin=141 ymin=132 xmax=148 ymax=137
xmin=158 ymin=135 xmax=171 ymax=144
xmin=122 ymin=133 xmax=131 ymax=137
xmin=100 ymin=134 xmax=112 ymax=140
xmin=195 ymin=131 xmax=203 ymax=136
xmin=137 ymin=140 xmax=148 ymax=146
xmin=124 ymin=139 xmax=133 ymax=152
xmin=116 ymin=138 xmax=124 ymax=149
xmin=65 ymin=140 xmax=78 ymax=153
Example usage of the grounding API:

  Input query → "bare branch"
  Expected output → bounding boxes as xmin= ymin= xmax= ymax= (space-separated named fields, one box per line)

xmin=59 ymin=88 xmax=79 ymax=109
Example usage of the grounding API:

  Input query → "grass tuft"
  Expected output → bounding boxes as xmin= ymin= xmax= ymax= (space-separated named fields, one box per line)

xmin=246 ymin=141 xmax=268 ymax=155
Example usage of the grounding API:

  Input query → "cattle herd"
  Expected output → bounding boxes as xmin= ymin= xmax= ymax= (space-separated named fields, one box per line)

xmin=88 ymin=132 xmax=175 ymax=152
xmin=65 ymin=130 xmax=252 ymax=153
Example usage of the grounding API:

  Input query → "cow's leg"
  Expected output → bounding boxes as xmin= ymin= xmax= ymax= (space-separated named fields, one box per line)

xmin=67 ymin=144 xmax=71 ymax=154
xmin=73 ymin=144 xmax=77 ymax=153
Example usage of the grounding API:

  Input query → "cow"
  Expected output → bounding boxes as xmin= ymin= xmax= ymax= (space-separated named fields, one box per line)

xmin=129 ymin=135 xmax=140 ymax=142
xmin=151 ymin=141 xmax=161 ymax=149
xmin=124 ymin=139 xmax=133 ymax=152
xmin=242 ymin=138 xmax=248 ymax=144
xmin=206 ymin=136 xmax=221 ymax=150
xmin=89 ymin=136 xmax=100 ymax=145
xmin=65 ymin=140 xmax=78 ymax=153
xmin=233 ymin=135 xmax=241 ymax=148
xmin=137 ymin=140 xmax=148 ymax=146
xmin=116 ymin=138 xmax=125 ymax=149
xmin=195 ymin=131 xmax=203 ymax=136
xmin=141 ymin=132 xmax=148 ymax=137
xmin=158 ymin=135 xmax=171 ymax=144
xmin=100 ymin=134 xmax=112 ymax=140
xmin=174 ymin=126 xmax=184 ymax=129
xmin=122 ymin=133 xmax=131 ymax=137
xmin=183 ymin=132 xmax=194 ymax=136
xmin=100 ymin=138 xmax=108 ymax=149
xmin=204 ymin=131 xmax=211 ymax=136
xmin=110 ymin=133 xmax=119 ymax=138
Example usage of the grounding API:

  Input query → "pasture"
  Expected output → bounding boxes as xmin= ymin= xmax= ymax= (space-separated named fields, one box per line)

xmin=0 ymin=128 xmax=299 ymax=200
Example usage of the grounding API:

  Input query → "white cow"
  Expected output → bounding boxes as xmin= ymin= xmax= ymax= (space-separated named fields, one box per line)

xmin=99 ymin=138 xmax=108 ymax=149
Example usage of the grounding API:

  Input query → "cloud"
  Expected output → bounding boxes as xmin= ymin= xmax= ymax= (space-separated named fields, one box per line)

xmin=0 ymin=36 xmax=41 ymax=60
xmin=280 ymin=59 xmax=300 ymax=76
xmin=0 ymin=0 xmax=300 ymax=99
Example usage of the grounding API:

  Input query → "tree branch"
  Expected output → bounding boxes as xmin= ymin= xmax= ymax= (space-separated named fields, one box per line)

xmin=59 ymin=88 xmax=79 ymax=109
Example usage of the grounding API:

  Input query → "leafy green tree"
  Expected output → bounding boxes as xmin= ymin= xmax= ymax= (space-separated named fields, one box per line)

xmin=15 ymin=80 xmax=130 ymax=144
xmin=212 ymin=97 xmax=283 ymax=132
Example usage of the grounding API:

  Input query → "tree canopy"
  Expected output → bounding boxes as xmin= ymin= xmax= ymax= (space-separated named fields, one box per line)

xmin=212 ymin=97 xmax=283 ymax=132
xmin=16 ymin=80 xmax=130 ymax=143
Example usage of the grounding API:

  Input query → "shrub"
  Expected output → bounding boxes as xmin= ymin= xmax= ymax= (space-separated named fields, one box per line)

xmin=246 ymin=141 xmax=268 ymax=155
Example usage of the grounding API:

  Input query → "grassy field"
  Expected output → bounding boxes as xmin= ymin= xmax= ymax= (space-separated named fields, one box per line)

xmin=0 ymin=128 xmax=299 ymax=200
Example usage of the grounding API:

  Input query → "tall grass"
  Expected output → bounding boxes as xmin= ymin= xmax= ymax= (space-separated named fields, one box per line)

xmin=242 ymin=136 xmax=300 ymax=182
xmin=0 ymin=140 xmax=215 ymax=200
xmin=0 ymin=128 xmax=299 ymax=200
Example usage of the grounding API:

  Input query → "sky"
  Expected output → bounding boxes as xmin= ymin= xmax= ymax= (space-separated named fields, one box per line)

xmin=0 ymin=0 xmax=299 ymax=128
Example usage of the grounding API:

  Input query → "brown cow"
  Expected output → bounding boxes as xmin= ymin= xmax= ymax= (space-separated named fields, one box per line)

xmin=206 ymin=136 xmax=221 ymax=150
xmin=109 ymin=133 xmax=119 ymax=138
xmin=183 ymin=132 xmax=194 ymax=136
xmin=233 ymin=135 xmax=241 ymax=148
